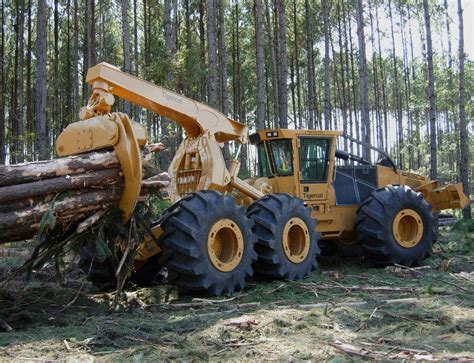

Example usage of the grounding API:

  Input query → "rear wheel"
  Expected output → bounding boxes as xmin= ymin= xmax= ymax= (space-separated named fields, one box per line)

xmin=158 ymin=190 xmax=257 ymax=296
xmin=356 ymin=185 xmax=437 ymax=267
xmin=247 ymin=194 xmax=320 ymax=280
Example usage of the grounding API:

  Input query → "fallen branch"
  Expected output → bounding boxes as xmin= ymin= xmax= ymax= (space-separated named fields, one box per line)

xmin=300 ymin=282 xmax=416 ymax=293
xmin=294 ymin=298 xmax=418 ymax=310
xmin=329 ymin=340 xmax=471 ymax=361
xmin=394 ymin=264 xmax=468 ymax=292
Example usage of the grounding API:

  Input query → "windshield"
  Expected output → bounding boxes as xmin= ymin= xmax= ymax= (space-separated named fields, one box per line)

xmin=257 ymin=143 xmax=272 ymax=177
xmin=256 ymin=139 xmax=294 ymax=177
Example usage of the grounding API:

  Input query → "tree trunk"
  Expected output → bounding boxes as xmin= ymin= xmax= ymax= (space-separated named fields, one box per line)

xmin=73 ymin=0 xmax=80 ymax=119
xmin=375 ymin=2 xmax=388 ymax=152
xmin=12 ymin=0 xmax=25 ymax=164
xmin=36 ymin=0 xmax=48 ymax=161
xmin=54 ymin=0 xmax=60 ymax=140
xmin=121 ymin=0 xmax=131 ymax=115
xmin=337 ymin=1 xmax=348 ymax=152
xmin=0 ymin=0 xmax=5 ymax=165
xmin=264 ymin=0 xmax=279 ymax=128
xmin=217 ymin=0 xmax=229 ymax=116
xmin=25 ymin=0 xmax=33 ymax=160
xmin=292 ymin=0 xmax=302 ymax=129
xmin=367 ymin=0 xmax=381 ymax=151
xmin=304 ymin=0 xmax=315 ymax=130
xmin=255 ymin=0 xmax=266 ymax=130
xmin=322 ymin=0 xmax=331 ymax=129
xmin=457 ymin=0 xmax=471 ymax=220
xmin=423 ymin=0 xmax=438 ymax=180
xmin=206 ymin=0 xmax=218 ymax=108
xmin=388 ymin=0 xmax=403 ymax=168
xmin=276 ymin=0 xmax=288 ymax=128
xmin=198 ymin=0 xmax=206 ymax=102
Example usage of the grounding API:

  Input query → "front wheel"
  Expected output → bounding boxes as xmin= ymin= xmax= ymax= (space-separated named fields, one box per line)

xmin=356 ymin=185 xmax=437 ymax=267
xmin=158 ymin=190 xmax=257 ymax=296
xmin=247 ymin=194 xmax=320 ymax=280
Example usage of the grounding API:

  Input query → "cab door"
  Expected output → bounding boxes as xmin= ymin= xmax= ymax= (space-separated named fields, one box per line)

xmin=297 ymin=136 xmax=334 ymax=204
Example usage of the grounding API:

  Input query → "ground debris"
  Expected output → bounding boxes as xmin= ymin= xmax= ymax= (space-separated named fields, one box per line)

xmin=299 ymin=282 xmax=417 ymax=293
xmin=225 ymin=318 xmax=260 ymax=330
xmin=454 ymin=271 xmax=474 ymax=282
xmin=330 ymin=340 xmax=472 ymax=361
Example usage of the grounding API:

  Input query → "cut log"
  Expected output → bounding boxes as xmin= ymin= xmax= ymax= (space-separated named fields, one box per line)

xmin=0 ymin=188 xmax=123 ymax=230
xmin=0 ymin=143 xmax=161 ymax=187
xmin=0 ymin=144 xmax=170 ymax=244
xmin=0 ymin=167 xmax=122 ymax=203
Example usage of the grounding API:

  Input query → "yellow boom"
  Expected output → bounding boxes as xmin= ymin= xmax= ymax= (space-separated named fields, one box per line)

xmin=56 ymin=62 xmax=264 ymax=222
xmin=85 ymin=63 xmax=247 ymax=143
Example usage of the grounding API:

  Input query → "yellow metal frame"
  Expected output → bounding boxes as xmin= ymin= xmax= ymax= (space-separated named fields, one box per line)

xmin=111 ymin=113 xmax=143 ymax=222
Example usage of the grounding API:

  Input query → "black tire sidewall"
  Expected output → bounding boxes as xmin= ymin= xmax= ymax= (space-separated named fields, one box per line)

xmin=385 ymin=196 xmax=434 ymax=257
xmin=249 ymin=193 xmax=320 ymax=280
xmin=189 ymin=195 xmax=256 ymax=285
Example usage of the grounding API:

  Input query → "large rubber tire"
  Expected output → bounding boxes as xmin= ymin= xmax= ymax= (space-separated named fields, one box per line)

xmin=247 ymin=194 xmax=320 ymax=280
xmin=158 ymin=190 xmax=257 ymax=296
xmin=356 ymin=185 xmax=437 ymax=267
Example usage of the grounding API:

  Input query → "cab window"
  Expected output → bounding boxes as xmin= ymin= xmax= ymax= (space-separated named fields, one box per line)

xmin=257 ymin=142 xmax=272 ymax=177
xmin=270 ymin=139 xmax=293 ymax=176
xmin=299 ymin=137 xmax=330 ymax=182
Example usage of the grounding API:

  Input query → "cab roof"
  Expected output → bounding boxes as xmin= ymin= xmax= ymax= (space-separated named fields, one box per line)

xmin=250 ymin=129 xmax=342 ymax=144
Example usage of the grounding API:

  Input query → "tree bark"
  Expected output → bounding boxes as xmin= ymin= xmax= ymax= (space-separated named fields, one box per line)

xmin=12 ymin=0 xmax=25 ymax=164
xmin=255 ymin=0 xmax=266 ymax=130
xmin=121 ymin=0 xmax=131 ymax=115
xmin=322 ymin=0 xmax=331 ymax=129
xmin=0 ymin=0 xmax=5 ymax=164
xmin=36 ymin=0 xmax=48 ymax=161
xmin=206 ymin=0 xmax=218 ymax=108
xmin=217 ymin=0 xmax=229 ymax=116
xmin=292 ymin=0 xmax=302 ymax=129
xmin=53 ymin=0 xmax=60 ymax=139
xmin=355 ymin=0 xmax=370 ymax=162
xmin=305 ymin=0 xmax=315 ymax=130
xmin=423 ymin=0 xmax=438 ymax=180
xmin=0 ymin=168 xmax=122 ymax=204
xmin=388 ymin=0 xmax=403 ymax=168
xmin=457 ymin=0 xmax=471 ymax=220
xmin=264 ymin=0 xmax=279 ymax=128
xmin=0 ymin=144 xmax=158 ymax=187
xmin=276 ymin=0 xmax=288 ymax=128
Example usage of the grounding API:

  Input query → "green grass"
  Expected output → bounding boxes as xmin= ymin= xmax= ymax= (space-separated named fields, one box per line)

xmin=0 ymin=223 xmax=473 ymax=361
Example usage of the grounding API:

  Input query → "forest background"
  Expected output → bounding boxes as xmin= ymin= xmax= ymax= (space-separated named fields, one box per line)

xmin=0 ymin=0 xmax=472 ymax=219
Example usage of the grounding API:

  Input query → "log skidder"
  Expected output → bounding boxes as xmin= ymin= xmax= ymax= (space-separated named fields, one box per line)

xmin=356 ymin=185 xmax=437 ymax=267
xmin=247 ymin=194 xmax=320 ymax=280
xmin=158 ymin=191 xmax=258 ymax=295
xmin=18 ymin=63 xmax=465 ymax=297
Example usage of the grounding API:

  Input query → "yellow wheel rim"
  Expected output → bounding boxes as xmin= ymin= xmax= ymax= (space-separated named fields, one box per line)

xmin=207 ymin=219 xmax=244 ymax=272
xmin=282 ymin=217 xmax=311 ymax=263
xmin=392 ymin=209 xmax=424 ymax=248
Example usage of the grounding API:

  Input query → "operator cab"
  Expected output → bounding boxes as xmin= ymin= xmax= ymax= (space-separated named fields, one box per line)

xmin=249 ymin=129 xmax=396 ymax=207
xmin=249 ymin=129 xmax=337 ymax=199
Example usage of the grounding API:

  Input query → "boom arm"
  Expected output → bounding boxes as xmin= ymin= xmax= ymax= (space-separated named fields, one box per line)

xmin=85 ymin=62 xmax=248 ymax=144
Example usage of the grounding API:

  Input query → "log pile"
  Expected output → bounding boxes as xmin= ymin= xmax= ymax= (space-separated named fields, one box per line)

xmin=0 ymin=144 xmax=170 ymax=243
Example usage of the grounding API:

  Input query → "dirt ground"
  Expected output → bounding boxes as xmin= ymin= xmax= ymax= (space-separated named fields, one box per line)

xmin=0 ymin=222 xmax=473 ymax=362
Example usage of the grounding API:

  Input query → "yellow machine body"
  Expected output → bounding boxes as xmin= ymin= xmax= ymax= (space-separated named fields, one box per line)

xmin=56 ymin=63 xmax=471 ymax=262
xmin=245 ymin=129 xmax=470 ymax=242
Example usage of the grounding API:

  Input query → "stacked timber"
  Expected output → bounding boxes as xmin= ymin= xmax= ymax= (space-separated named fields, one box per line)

xmin=0 ymin=144 xmax=170 ymax=243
